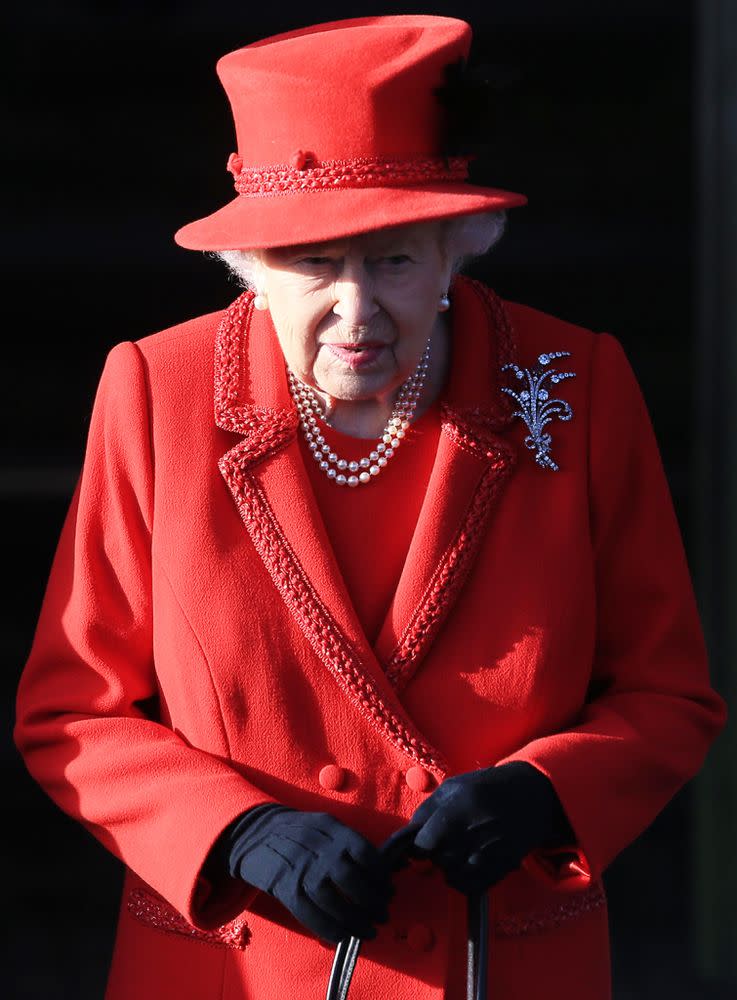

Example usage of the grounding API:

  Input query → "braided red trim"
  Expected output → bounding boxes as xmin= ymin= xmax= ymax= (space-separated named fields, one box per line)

xmin=213 ymin=292 xmax=301 ymax=456
xmin=214 ymin=291 xmax=258 ymax=434
xmin=465 ymin=279 xmax=518 ymax=418
xmin=493 ymin=883 xmax=606 ymax=938
xmin=385 ymin=421 xmax=514 ymax=692
xmin=227 ymin=153 xmax=472 ymax=196
xmin=384 ymin=284 xmax=518 ymax=691
xmin=127 ymin=889 xmax=251 ymax=949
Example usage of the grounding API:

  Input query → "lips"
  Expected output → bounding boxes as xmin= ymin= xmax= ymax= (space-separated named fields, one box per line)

xmin=327 ymin=340 xmax=386 ymax=349
xmin=325 ymin=342 xmax=388 ymax=369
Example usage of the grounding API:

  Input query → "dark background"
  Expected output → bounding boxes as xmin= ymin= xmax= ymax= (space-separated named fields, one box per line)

xmin=4 ymin=2 xmax=732 ymax=998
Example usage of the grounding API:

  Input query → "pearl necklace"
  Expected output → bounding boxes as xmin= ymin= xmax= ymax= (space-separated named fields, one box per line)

xmin=287 ymin=339 xmax=432 ymax=487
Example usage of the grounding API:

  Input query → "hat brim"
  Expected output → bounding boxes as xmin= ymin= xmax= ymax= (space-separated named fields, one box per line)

xmin=173 ymin=183 xmax=527 ymax=251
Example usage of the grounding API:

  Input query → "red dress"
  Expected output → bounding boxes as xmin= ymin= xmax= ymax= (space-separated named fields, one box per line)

xmin=300 ymin=401 xmax=442 ymax=644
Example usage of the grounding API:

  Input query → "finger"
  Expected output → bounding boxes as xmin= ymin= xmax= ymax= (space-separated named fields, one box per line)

xmin=451 ymin=850 xmax=523 ymax=894
xmin=468 ymin=832 xmax=504 ymax=865
xmin=435 ymin=845 xmax=472 ymax=872
xmin=340 ymin=840 xmax=399 ymax=899
xmin=413 ymin=808 xmax=465 ymax=854
xmin=301 ymin=874 xmax=382 ymax=940
xmin=380 ymin=823 xmax=423 ymax=869
xmin=405 ymin=798 xmax=439 ymax=831
xmin=278 ymin=881 xmax=358 ymax=944
xmin=330 ymin=851 xmax=395 ymax=916
xmin=342 ymin=830 xmax=392 ymax=876
xmin=466 ymin=815 xmax=500 ymax=835
xmin=328 ymin=872 xmax=391 ymax=928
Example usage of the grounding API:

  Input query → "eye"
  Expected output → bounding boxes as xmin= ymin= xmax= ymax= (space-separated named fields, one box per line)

xmin=379 ymin=254 xmax=412 ymax=267
xmin=298 ymin=256 xmax=335 ymax=266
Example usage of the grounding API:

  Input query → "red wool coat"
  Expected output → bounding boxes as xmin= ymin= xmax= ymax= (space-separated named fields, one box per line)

xmin=15 ymin=277 xmax=727 ymax=1000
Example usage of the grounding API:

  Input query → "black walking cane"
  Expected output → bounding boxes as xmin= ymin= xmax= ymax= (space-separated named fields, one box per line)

xmin=325 ymin=826 xmax=489 ymax=1000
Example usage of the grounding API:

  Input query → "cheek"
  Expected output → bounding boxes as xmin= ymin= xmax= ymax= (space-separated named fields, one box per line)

xmin=390 ymin=279 xmax=442 ymax=342
xmin=264 ymin=279 xmax=329 ymax=360
xmin=278 ymin=326 xmax=314 ymax=376
xmin=270 ymin=304 xmax=327 ymax=380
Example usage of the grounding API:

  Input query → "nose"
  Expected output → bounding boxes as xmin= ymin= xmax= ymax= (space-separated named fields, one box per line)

xmin=332 ymin=260 xmax=379 ymax=329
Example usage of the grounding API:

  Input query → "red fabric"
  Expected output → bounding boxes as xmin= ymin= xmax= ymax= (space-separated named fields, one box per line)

xmin=173 ymin=16 xmax=527 ymax=250
xmin=300 ymin=401 xmax=441 ymax=643
xmin=14 ymin=276 xmax=727 ymax=1000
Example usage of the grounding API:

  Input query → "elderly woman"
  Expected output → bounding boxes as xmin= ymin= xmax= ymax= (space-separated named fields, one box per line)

xmin=14 ymin=14 xmax=727 ymax=1000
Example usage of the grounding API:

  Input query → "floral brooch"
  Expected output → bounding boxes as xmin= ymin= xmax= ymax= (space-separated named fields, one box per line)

xmin=501 ymin=352 xmax=576 ymax=471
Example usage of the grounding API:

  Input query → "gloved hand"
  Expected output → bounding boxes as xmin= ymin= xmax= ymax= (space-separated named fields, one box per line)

xmin=386 ymin=762 xmax=575 ymax=895
xmin=209 ymin=804 xmax=398 ymax=944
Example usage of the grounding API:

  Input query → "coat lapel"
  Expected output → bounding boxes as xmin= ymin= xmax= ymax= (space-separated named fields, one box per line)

xmin=215 ymin=293 xmax=369 ymax=659
xmin=373 ymin=278 xmax=517 ymax=690
xmin=214 ymin=279 xmax=517 ymax=772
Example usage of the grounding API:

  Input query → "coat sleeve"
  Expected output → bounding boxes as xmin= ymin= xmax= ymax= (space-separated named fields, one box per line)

xmin=497 ymin=331 xmax=728 ymax=889
xmin=13 ymin=341 xmax=281 ymax=929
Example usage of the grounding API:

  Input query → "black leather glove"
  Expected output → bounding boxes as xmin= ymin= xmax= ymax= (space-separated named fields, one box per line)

xmin=208 ymin=804 xmax=397 ymax=944
xmin=385 ymin=761 xmax=575 ymax=895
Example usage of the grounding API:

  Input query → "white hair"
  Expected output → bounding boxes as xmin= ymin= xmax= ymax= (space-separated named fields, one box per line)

xmin=206 ymin=210 xmax=507 ymax=291
xmin=440 ymin=210 xmax=507 ymax=274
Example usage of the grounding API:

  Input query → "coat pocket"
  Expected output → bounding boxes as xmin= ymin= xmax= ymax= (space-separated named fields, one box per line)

xmin=493 ymin=881 xmax=606 ymax=937
xmin=126 ymin=885 xmax=251 ymax=949
xmin=105 ymin=872 xmax=250 ymax=1000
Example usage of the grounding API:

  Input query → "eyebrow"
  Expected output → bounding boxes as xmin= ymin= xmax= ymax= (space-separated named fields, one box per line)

xmin=274 ymin=241 xmax=347 ymax=257
xmin=274 ymin=231 xmax=420 ymax=258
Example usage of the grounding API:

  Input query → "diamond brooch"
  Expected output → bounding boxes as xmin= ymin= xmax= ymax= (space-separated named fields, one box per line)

xmin=501 ymin=351 xmax=576 ymax=471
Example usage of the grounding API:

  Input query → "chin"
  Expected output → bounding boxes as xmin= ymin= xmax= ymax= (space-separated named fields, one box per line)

xmin=318 ymin=370 xmax=396 ymax=401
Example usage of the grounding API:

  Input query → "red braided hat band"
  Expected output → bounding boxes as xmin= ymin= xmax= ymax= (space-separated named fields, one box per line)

xmin=226 ymin=151 xmax=473 ymax=196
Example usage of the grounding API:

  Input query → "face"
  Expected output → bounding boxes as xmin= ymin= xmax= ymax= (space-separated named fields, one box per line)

xmin=254 ymin=221 xmax=453 ymax=404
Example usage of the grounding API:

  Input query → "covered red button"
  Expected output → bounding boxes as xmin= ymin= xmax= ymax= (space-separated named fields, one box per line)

xmin=407 ymin=922 xmax=435 ymax=952
xmin=405 ymin=766 xmax=433 ymax=792
xmin=319 ymin=764 xmax=346 ymax=791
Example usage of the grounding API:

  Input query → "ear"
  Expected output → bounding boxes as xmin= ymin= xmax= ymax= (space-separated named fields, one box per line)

xmin=248 ymin=251 xmax=268 ymax=295
xmin=435 ymin=220 xmax=459 ymax=287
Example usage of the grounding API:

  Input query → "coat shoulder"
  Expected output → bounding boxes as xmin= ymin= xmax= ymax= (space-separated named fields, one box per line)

xmin=501 ymin=298 xmax=601 ymax=366
xmin=125 ymin=307 xmax=229 ymax=411
xmin=497 ymin=298 xmax=618 ymax=419
xmin=132 ymin=307 xmax=227 ymax=369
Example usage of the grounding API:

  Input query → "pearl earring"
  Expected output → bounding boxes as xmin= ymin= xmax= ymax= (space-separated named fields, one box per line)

xmin=438 ymin=292 xmax=450 ymax=312
xmin=253 ymin=292 xmax=269 ymax=311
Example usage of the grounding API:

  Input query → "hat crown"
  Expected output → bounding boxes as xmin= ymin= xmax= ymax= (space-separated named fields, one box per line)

xmin=174 ymin=15 xmax=527 ymax=251
xmin=216 ymin=16 xmax=472 ymax=166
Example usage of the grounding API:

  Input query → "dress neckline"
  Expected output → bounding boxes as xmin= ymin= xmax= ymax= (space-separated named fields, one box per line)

xmin=306 ymin=398 xmax=441 ymax=455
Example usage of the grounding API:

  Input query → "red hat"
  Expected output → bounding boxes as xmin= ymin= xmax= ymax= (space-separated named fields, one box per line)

xmin=174 ymin=15 xmax=527 ymax=251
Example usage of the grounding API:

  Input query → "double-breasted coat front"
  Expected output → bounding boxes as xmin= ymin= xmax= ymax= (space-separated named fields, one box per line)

xmin=14 ymin=276 xmax=727 ymax=999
